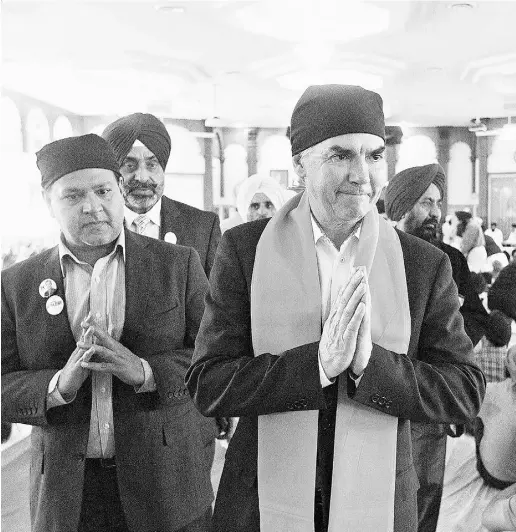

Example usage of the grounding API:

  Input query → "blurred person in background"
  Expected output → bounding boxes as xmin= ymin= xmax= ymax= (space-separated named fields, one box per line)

xmin=506 ymin=223 xmax=516 ymax=245
xmin=436 ymin=345 xmax=516 ymax=532
xmin=103 ymin=112 xmax=221 ymax=278
xmin=484 ymin=222 xmax=504 ymax=248
xmin=455 ymin=211 xmax=486 ymax=273
xmin=475 ymin=310 xmax=513 ymax=383
xmin=482 ymin=484 xmax=516 ymax=532
xmin=236 ymin=173 xmax=289 ymax=223
xmin=2 ymin=134 xmax=215 ymax=532
xmin=220 ymin=174 xmax=290 ymax=233
xmin=384 ymin=163 xmax=492 ymax=532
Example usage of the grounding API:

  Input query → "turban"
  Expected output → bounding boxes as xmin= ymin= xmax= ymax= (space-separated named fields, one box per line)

xmin=290 ymin=84 xmax=385 ymax=156
xmin=37 ymin=134 xmax=120 ymax=189
xmin=102 ymin=113 xmax=171 ymax=171
xmin=236 ymin=174 xmax=287 ymax=221
xmin=384 ymin=163 xmax=446 ymax=222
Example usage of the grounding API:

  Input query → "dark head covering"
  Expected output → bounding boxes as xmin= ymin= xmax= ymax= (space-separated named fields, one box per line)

xmin=37 ymin=134 xmax=120 ymax=189
xmin=488 ymin=262 xmax=516 ymax=321
xmin=384 ymin=163 xmax=446 ymax=222
xmin=290 ymin=84 xmax=385 ymax=156
xmin=102 ymin=113 xmax=171 ymax=170
xmin=485 ymin=310 xmax=512 ymax=347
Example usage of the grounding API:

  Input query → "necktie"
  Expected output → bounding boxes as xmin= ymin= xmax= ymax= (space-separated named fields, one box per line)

xmin=134 ymin=214 xmax=150 ymax=235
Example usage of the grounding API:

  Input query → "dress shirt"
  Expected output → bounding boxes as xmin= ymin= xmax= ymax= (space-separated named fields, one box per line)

xmin=124 ymin=197 xmax=162 ymax=239
xmin=311 ymin=215 xmax=364 ymax=387
xmin=47 ymin=231 xmax=156 ymax=458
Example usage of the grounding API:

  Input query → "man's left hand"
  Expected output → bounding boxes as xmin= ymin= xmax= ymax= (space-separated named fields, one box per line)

xmin=78 ymin=323 xmax=145 ymax=387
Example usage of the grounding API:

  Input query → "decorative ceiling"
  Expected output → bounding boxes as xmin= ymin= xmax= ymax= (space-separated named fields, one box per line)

xmin=2 ymin=0 xmax=516 ymax=127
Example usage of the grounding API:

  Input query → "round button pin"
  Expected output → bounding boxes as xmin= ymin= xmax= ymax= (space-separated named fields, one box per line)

xmin=46 ymin=295 xmax=64 ymax=316
xmin=39 ymin=278 xmax=57 ymax=298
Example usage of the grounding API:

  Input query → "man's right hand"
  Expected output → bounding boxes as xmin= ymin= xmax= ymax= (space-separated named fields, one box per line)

xmin=319 ymin=268 xmax=367 ymax=380
xmin=57 ymin=326 xmax=94 ymax=400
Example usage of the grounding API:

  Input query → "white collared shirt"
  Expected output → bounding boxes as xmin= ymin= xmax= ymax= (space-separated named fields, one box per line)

xmin=46 ymin=231 xmax=156 ymax=458
xmin=124 ymin=197 xmax=162 ymax=239
xmin=311 ymin=215 xmax=362 ymax=387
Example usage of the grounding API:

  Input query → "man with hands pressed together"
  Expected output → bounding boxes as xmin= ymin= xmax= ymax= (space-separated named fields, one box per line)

xmin=1 ymin=134 xmax=215 ymax=532
xmin=186 ymin=85 xmax=486 ymax=532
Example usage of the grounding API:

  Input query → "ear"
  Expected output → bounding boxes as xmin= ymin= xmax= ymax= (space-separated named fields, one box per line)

xmin=41 ymin=187 xmax=55 ymax=219
xmin=292 ymin=154 xmax=307 ymax=181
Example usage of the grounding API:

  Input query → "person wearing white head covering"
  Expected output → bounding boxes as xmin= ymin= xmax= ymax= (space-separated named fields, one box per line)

xmin=236 ymin=174 xmax=286 ymax=223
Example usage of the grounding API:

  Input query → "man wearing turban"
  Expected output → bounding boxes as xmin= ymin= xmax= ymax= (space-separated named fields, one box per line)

xmin=2 ymin=134 xmax=216 ymax=531
xmin=102 ymin=113 xmax=221 ymax=278
xmin=385 ymin=164 xmax=497 ymax=532
xmin=187 ymin=85 xmax=485 ymax=532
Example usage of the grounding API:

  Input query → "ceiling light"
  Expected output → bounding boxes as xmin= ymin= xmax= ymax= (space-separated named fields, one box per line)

xmin=155 ymin=5 xmax=185 ymax=13
xmin=449 ymin=3 xmax=474 ymax=10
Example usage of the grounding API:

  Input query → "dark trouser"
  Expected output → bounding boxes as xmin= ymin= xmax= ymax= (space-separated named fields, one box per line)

xmin=78 ymin=458 xmax=212 ymax=532
xmin=78 ymin=458 xmax=129 ymax=532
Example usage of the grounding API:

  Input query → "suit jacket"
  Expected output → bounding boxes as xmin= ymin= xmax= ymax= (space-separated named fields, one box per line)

xmin=160 ymin=195 xmax=221 ymax=279
xmin=1 ymin=230 xmax=218 ymax=532
xmin=186 ymin=219 xmax=486 ymax=532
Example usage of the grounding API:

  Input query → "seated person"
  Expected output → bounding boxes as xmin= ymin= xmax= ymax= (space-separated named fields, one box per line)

xmin=482 ymin=484 xmax=516 ymax=532
xmin=437 ymin=346 xmax=516 ymax=532
xmin=475 ymin=345 xmax=516 ymax=489
xmin=475 ymin=310 xmax=513 ymax=382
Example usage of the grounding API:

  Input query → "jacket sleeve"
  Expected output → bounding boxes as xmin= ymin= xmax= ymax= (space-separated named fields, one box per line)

xmin=186 ymin=230 xmax=327 ymax=418
xmin=205 ymin=213 xmax=221 ymax=280
xmin=351 ymin=253 xmax=486 ymax=424
xmin=1 ymin=277 xmax=61 ymax=426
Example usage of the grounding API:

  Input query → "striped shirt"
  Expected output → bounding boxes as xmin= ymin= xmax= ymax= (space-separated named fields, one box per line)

xmin=47 ymin=231 xmax=155 ymax=458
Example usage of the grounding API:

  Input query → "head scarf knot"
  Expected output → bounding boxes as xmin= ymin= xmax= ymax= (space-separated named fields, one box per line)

xmin=102 ymin=113 xmax=171 ymax=171
xmin=384 ymin=163 xmax=446 ymax=222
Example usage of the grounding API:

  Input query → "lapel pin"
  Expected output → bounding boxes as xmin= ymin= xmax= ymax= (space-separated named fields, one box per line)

xmin=39 ymin=278 xmax=57 ymax=298
xmin=164 ymin=232 xmax=177 ymax=244
xmin=46 ymin=295 xmax=64 ymax=316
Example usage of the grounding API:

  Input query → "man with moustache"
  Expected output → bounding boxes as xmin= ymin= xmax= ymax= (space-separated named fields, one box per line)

xmin=1 ymin=134 xmax=215 ymax=532
xmin=384 ymin=163 xmax=497 ymax=532
xmin=186 ymin=85 xmax=485 ymax=532
xmin=102 ymin=113 xmax=221 ymax=278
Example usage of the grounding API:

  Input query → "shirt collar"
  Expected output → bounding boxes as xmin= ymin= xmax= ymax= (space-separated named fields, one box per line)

xmin=124 ymin=197 xmax=162 ymax=228
xmin=58 ymin=230 xmax=126 ymax=273
xmin=310 ymin=213 xmax=362 ymax=250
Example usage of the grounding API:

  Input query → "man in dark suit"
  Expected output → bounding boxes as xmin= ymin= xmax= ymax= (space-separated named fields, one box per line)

xmin=1 ymin=134 xmax=216 ymax=532
xmin=186 ymin=85 xmax=486 ymax=532
xmin=102 ymin=113 xmax=221 ymax=278
xmin=384 ymin=163 xmax=503 ymax=532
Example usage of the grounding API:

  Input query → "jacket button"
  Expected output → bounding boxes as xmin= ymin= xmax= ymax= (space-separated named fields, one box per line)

xmin=378 ymin=397 xmax=386 ymax=406
xmin=167 ymin=392 xmax=174 ymax=399
xmin=286 ymin=402 xmax=293 ymax=410
xmin=385 ymin=400 xmax=392 ymax=409
xmin=371 ymin=394 xmax=379 ymax=404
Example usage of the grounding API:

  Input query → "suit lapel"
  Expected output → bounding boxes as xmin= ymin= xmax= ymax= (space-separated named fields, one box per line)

xmin=41 ymin=247 xmax=76 ymax=365
xmin=159 ymin=195 xmax=182 ymax=242
xmin=122 ymin=230 xmax=152 ymax=340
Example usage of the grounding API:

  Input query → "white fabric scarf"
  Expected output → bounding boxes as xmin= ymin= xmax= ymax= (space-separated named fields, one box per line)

xmin=250 ymin=191 xmax=411 ymax=532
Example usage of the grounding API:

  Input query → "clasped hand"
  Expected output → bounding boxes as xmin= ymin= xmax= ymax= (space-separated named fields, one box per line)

xmin=319 ymin=266 xmax=373 ymax=380
xmin=77 ymin=315 xmax=145 ymax=387
xmin=57 ymin=313 xmax=145 ymax=398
